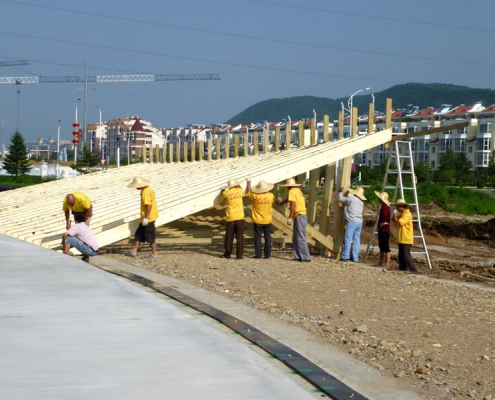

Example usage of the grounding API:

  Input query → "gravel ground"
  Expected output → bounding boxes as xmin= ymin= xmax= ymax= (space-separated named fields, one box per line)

xmin=101 ymin=241 xmax=495 ymax=400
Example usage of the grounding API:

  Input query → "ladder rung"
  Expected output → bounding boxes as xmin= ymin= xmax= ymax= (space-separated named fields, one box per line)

xmin=411 ymin=251 xmax=427 ymax=255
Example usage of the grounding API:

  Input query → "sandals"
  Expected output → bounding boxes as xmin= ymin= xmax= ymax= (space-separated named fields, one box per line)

xmin=124 ymin=250 xmax=136 ymax=257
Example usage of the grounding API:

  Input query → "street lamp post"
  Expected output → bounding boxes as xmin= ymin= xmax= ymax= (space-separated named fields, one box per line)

xmin=348 ymin=87 xmax=370 ymax=137
xmin=96 ymin=106 xmax=102 ymax=157
xmin=287 ymin=115 xmax=291 ymax=145
xmin=56 ymin=119 xmax=61 ymax=178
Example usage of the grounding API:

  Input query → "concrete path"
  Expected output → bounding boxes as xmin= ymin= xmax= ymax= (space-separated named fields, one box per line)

xmin=0 ymin=234 xmax=423 ymax=400
xmin=0 ymin=234 xmax=317 ymax=400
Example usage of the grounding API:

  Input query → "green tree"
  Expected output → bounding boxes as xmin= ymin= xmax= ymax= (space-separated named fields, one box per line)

xmin=414 ymin=161 xmax=431 ymax=183
xmin=3 ymin=130 xmax=32 ymax=176
xmin=454 ymin=151 xmax=473 ymax=186
xmin=70 ymin=143 xmax=100 ymax=174
xmin=485 ymin=151 xmax=495 ymax=186
xmin=437 ymin=148 xmax=457 ymax=183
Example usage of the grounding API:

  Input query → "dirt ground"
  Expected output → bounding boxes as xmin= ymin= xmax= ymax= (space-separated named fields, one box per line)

xmin=101 ymin=205 xmax=495 ymax=400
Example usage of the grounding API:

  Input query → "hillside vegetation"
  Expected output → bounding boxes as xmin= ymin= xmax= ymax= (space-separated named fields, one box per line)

xmin=227 ymin=83 xmax=495 ymax=124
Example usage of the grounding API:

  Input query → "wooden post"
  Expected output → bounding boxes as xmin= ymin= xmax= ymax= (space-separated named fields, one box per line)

xmin=154 ymin=144 xmax=159 ymax=163
xmin=332 ymin=109 xmax=352 ymax=258
xmin=264 ymin=127 xmax=269 ymax=153
xmin=296 ymin=121 xmax=306 ymax=185
xmin=386 ymin=98 xmax=392 ymax=129
xmin=286 ymin=122 xmax=291 ymax=149
xmin=310 ymin=118 xmax=316 ymax=144
xmin=224 ymin=135 xmax=229 ymax=159
xmin=352 ymin=106 xmax=358 ymax=137
xmin=274 ymin=126 xmax=280 ymax=152
xmin=243 ymin=133 xmax=248 ymax=157
xmin=234 ymin=135 xmax=239 ymax=158
xmin=368 ymin=102 xmax=374 ymax=134
xmin=307 ymin=167 xmax=319 ymax=226
xmin=253 ymin=131 xmax=259 ymax=155
xmin=161 ymin=144 xmax=166 ymax=163
xmin=207 ymin=138 xmax=212 ymax=161
xmin=183 ymin=141 xmax=189 ymax=162
xmin=298 ymin=121 xmax=304 ymax=147
xmin=168 ymin=142 xmax=173 ymax=163
xmin=323 ymin=114 xmax=330 ymax=142
xmin=175 ymin=142 xmax=180 ymax=162
xmin=215 ymin=137 xmax=221 ymax=160
xmin=198 ymin=140 xmax=204 ymax=161
xmin=319 ymin=163 xmax=336 ymax=236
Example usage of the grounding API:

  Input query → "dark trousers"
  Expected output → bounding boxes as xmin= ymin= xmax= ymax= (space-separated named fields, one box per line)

xmin=224 ymin=220 xmax=244 ymax=258
xmin=254 ymin=223 xmax=272 ymax=258
xmin=398 ymin=243 xmax=418 ymax=272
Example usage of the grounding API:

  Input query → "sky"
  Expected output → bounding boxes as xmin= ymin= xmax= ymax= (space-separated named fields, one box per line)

xmin=1 ymin=0 xmax=495 ymax=144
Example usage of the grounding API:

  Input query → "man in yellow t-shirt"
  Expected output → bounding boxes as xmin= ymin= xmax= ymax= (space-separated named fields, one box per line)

xmin=392 ymin=199 xmax=419 ymax=274
xmin=62 ymin=192 xmax=92 ymax=230
xmin=279 ymin=178 xmax=311 ymax=262
xmin=220 ymin=179 xmax=245 ymax=259
xmin=125 ymin=177 xmax=159 ymax=259
xmin=246 ymin=179 xmax=275 ymax=259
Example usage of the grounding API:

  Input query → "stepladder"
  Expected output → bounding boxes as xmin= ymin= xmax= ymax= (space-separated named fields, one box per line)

xmin=364 ymin=140 xmax=432 ymax=269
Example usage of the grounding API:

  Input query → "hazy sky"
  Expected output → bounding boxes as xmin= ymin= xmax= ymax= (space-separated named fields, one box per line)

xmin=1 ymin=0 xmax=494 ymax=143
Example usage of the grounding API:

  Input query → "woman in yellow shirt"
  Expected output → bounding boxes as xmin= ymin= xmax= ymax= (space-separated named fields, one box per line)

xmin=391 ymin=199 xmax=419 ymax=274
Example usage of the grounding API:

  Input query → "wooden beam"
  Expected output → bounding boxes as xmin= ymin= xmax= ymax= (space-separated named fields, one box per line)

xmin=274 ymin=126 xmax=280 ymax=152
xmin=368 ymin=102 xmax=374 ymax=134
xmin=391 ymin=121 xmax=469 ymax=141
xmin=307 ymin=167 xmax=319 ymax=226
xmin=385 ymin=98 xmax=392 ymax=129
xmin=323 ymin=114 xmax=330 ymax=142
xmin=253 ymin=131 xmax=259 ymax=155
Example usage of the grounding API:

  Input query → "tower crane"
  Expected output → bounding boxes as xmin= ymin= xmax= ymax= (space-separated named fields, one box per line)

xmin=0 ymin=70 xmax=221 ymax=154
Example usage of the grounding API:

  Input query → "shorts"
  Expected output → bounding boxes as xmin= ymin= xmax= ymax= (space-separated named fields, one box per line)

xmin=378 ymin=231 xmax=391 ymax=253
xmin=135 ymin=221 xmax=156 ymax=244
xmin=72 ymin=205 xmax=93 ymax=220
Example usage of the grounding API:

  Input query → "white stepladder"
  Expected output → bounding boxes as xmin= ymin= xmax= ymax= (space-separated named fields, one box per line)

xmin=364 ymin=140 xmax=432 ymax=269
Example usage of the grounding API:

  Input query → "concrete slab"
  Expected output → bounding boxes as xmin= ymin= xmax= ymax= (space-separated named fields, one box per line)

xmin=0 ymin=234 xmax=316 ymax=400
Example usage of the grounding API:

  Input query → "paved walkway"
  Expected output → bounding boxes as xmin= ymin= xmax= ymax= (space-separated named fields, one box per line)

xmin=1 ymin=234 xmax=423 ymax=400
xmin=0 ymin=234 xmax=317 ymax=400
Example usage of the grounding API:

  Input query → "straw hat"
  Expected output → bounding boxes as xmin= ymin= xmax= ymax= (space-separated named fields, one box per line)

xmin=374 ymin=191 xmax=390 ymax=206
xmin=251 ymin=180 xmax=274 ymax=194
xmin=225 ymin=179 xmax=241 ymax=189
xmin=350 ymin=187 xmax=367 ymax=201
xmin=280 ymin=178 xmax=301 ymax=187
xmin=127 ymin=177 xmax=151 ymax=189
xmin=391 ymin=199 xmax=412 ymax=209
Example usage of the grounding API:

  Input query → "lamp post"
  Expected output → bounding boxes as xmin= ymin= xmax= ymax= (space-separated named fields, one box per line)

xmin=96 ymin=106 xmax=102 ymax=157
xmin=56 ymin=119 xmax=61 ymax=178
xmin=348 ymin=87 xmax=370 ymax=137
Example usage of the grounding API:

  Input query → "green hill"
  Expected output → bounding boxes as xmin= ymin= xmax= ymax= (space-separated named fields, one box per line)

xmin=226 ymin=83 xmax=495 ymax=124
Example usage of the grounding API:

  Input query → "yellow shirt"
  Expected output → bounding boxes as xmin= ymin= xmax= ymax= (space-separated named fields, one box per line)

xmin=62 ymin=192 xmax=91 ymax=212
xmin=249 ymin=191 xmax=275 ymax=224
xmin=288 ymin=187 xmax=306 ymax=217
xmin=221 ymin=187 xmax=245 ymax=222
xmin=140 ymin=186 xmax=158 ymax=223
xmin=397 ymin=209 xmax=413 ymax=244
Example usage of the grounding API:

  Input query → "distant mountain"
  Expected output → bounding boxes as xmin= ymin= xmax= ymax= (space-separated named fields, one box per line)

xmin=226 ymin=83 xmax=495 ymax=124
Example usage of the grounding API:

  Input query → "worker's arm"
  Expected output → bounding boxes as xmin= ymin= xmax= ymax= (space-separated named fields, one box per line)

xmin=84 ymin=205 xmax=92 ymax=225
xmin=65 ymin=210 xmax=71 ymax=230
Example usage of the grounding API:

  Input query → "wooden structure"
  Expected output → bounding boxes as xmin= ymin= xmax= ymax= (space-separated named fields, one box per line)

xmin=0 ymin=101 xmax=394 ymax=254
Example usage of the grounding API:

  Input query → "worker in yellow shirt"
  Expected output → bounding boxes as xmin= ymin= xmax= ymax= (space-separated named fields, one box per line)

xmin=220 ymin=179 xmax=245 ymax=259
xmin=391 ymin=199 xmax=419 ymax=274
xmin=62 ymin=192 xmax=92 ymax=230
xmin=279 ymin=178 xmax=311 ymax=262
xmin=246 ymin=179 xmax=275 ymax=259
xmin=125 ymin=177 xmax=159 ymax=259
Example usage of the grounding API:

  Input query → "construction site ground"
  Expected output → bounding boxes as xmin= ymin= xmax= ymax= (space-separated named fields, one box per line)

xmin=101 ymin=204 xmax=495 ymax=400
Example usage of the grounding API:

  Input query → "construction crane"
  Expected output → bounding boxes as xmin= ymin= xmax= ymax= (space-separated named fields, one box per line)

xmin=0 ymin=70 xmax=221 ymax=154
xmin=0 ymin=60 xmax=29 ymax=67
xmin=0 ymin=73 xmax=220 ymax=84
